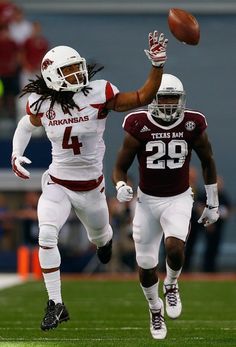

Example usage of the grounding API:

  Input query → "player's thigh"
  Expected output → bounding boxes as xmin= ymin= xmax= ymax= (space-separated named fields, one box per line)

xmin=161 ymin=193 xmax=193 ymax=241
xmin=38 ymin=183 xmax=71 ymax=230
xmin=133 ymin=199 xmax=163 ymax=268
xmin=73 ymin=180 xmax=109 ymax=231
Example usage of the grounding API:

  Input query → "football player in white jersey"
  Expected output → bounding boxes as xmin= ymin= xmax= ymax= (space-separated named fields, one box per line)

xmin=11 ymin=31 xmax=168 ymax=330
xmin=112 ymin=74 xmax=219 ymax=339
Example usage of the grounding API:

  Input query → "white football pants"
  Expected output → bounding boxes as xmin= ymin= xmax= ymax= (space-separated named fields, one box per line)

xmin=133 ymin=187 xmax=193 ymax=269
xmin=37 ymin=171 xmax=112 ymax=248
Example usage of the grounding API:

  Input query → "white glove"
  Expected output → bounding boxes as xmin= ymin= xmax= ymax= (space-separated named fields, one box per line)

xmin=12 ymin=155 xmax=32 ymax=179
xmin=144 ymin=31 xmax=168 ymax=67
xmin=116 ymin=181 xmax=133 ymax=202
xmin=198 ymin=206 xmax=219 ymax=227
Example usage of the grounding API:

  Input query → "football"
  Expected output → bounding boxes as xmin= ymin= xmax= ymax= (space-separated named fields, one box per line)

xmin=168 ymin=8 xmax=200 ymax=45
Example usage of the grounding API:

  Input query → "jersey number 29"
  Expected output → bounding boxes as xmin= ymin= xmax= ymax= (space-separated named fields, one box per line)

xmin=146 ymin=140 xmax=188 ymax=169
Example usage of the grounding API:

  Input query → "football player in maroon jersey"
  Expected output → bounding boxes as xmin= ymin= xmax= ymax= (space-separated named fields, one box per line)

xmin=112 ymin=73 xmax=219 ymax=339
xmin=11 ymin=31 xmax=167 ymax=331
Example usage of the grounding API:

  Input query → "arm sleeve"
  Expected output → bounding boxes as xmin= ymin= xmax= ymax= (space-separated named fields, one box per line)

xmin=12 ymin=115 xmax=38 ymax=158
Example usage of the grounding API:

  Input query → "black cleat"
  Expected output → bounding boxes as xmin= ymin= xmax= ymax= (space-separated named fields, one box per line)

xmin=41 ymin=300 xmax=70 ymax=331
xmin=97 ymin=239 xmax=112 ymax=264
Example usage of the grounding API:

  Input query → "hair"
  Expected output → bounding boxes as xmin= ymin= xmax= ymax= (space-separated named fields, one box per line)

xmin=20 ymin=64 xmax=104 ymax=116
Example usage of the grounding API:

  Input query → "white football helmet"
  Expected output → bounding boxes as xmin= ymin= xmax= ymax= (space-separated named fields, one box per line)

xmin=41 ymin=46 xmax=89 ymax=92
xmin=148 ymin=74 xmax=186 ymax=122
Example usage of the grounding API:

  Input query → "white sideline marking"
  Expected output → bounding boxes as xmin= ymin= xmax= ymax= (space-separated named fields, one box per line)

xmin=0 ymin=274 xmax=23 ymax=290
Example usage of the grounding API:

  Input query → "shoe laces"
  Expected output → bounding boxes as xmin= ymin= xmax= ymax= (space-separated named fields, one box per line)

xmin=44 ymin=301 xmax=57 ymax=322
xmin=151 ymin=310 xmax=164 ymax=330
xmin=164 ymin=284 xmax=179 ymax=307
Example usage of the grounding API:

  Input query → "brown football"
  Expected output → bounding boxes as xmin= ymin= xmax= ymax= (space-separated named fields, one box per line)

xmin=168 ymin=8 xmax=200 ymax=45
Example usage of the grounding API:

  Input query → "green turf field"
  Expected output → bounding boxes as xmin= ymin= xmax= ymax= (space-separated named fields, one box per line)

xmin=0 ymin=278 xmax=235 ymax=347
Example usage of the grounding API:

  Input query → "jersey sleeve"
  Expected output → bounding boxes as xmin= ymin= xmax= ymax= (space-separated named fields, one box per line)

xmin=26 ymin=93 xmax=44 ymax=117
xmin=194 ymin=111 xmax=208 ymax=135
xmin=90 ymin=80 xmax=119 ymax=119
xmin=104 ymin=80 xmax=119 ymax=102
xmin=122 ymin=113 xmax=143 ymax=139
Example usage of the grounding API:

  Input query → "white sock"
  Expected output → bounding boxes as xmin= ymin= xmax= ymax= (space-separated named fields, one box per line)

xmin=42 ymin=270 xmax=62 ymax=304
xmin=164 ymin=261 xmax=182 ymax=285
xmin=140 ymin=282 xmax=162 ymax=311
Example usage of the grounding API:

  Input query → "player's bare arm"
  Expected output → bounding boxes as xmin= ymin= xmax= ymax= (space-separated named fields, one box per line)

xmin=193 ymin=131 xmax=219 ymax=226
xmin=192 ymin=131 xmax=217 ymax=184
xmin=113 ymin=132 xmax=141 ymax=184
xmin=107 ymin=67 xmax=164 ymax=112
xmin=106 ymin=31 xmax=168 ymax=112
xmin=112 ymin=132 xmax=141 ymax=202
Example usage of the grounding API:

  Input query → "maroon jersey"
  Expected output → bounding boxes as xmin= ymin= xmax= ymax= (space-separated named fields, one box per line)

xmin=123 ymin=109 xmax=207 ymax=197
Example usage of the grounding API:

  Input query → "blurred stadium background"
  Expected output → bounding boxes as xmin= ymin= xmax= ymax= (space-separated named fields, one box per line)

xmin=0 ymin=0 xmax=235 ymax=278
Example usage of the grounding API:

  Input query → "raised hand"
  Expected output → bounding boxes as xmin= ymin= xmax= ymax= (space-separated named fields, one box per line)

xmin=144 ymin=31 xmax=168 ymax=68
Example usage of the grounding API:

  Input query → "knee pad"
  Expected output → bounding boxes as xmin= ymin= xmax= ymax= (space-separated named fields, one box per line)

xmin=87 ymin=224 xmax=113 ymax=247
xmin=136 ymin=254 xmax=157 ymax=269
xmin=39 ymin=246 xmax=61 ymax=269
xmin=39 ymin=225 xmax=58 ymax=248
xmin=135 ymin=243 xmax=158 ymax=269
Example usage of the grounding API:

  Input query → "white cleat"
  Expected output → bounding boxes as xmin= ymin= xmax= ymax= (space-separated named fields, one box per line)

xmin=163 ymin=283 xmax=182 ymax=319
xmin=149 ymin=299 xmax=167 ymax=340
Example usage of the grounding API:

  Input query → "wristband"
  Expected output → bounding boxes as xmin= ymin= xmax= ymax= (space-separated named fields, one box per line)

xmin=205 ymin=183 xmax=219 ymax=207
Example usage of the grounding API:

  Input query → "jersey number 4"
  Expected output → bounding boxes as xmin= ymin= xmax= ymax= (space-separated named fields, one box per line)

xmin=146 ymin=140 xmax=188 ymax=169
xmin=62 ymin=126 xmax=82 ymax=155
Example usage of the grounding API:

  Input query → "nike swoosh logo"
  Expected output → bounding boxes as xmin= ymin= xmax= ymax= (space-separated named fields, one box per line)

xmin=47 ymin=182 xmax=55 ymax=185
xmin=55 ymin=309 xmax=63 ymax=321
xmin=78 ymin=106 xmax=86 ymax=112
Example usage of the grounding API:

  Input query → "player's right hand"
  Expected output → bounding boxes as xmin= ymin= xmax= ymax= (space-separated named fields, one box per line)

xmin=144 ymin=31 xmax=168 ymax=68
xmin=12 ymin=155 xmax=31 ymax=179
xmin=116 ymin=181 xmax=133 ymax=202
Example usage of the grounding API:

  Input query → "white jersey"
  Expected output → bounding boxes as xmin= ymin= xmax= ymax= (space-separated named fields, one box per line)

xmin=26 ymin=79 xmax=119 ymax=181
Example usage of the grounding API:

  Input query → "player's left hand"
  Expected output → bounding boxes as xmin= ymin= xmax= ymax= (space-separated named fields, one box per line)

xmin=198 ymin=206 xmax=219 ymax=227
xmin=144 ymin=31 xmax=168 ymax=68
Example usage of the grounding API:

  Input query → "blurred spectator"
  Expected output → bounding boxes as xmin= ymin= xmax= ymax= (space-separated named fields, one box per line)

xmin=16 ymin=20 xmax=49 ymax=137
xmin=0 ymin=193 xmax=15 ymax=250
xmin=184 ymin=168 xmax=232 ymax=272
xmin=8 ymin=6 xmax=32 ymax=46
xmin=107 ymin=177 xmax=136 ymax=272
xmin=0 ymin=0 xmax=17 ymax=26
xmin=20 ymin=21 xmax=49 ymax=89
xmin=0 ymin=24 xmax=20 ymax=119
xmin=14 ymin=191 xmax=40 ymax=247
xmin=108 ymin=196 xmax=136 ymax=272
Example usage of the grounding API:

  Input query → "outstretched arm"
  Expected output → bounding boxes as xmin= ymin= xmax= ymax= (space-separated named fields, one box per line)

xmin=112 ymin=132 xmax=141 ymax=202
xmin=193 ymin=131 xmax=219 ymax=226
xmin=107 ymin=31 xmax=168 ymax=112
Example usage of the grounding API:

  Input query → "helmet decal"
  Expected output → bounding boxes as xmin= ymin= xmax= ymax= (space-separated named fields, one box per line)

xmin=41 ymin=59 xmax=53 ymax=71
